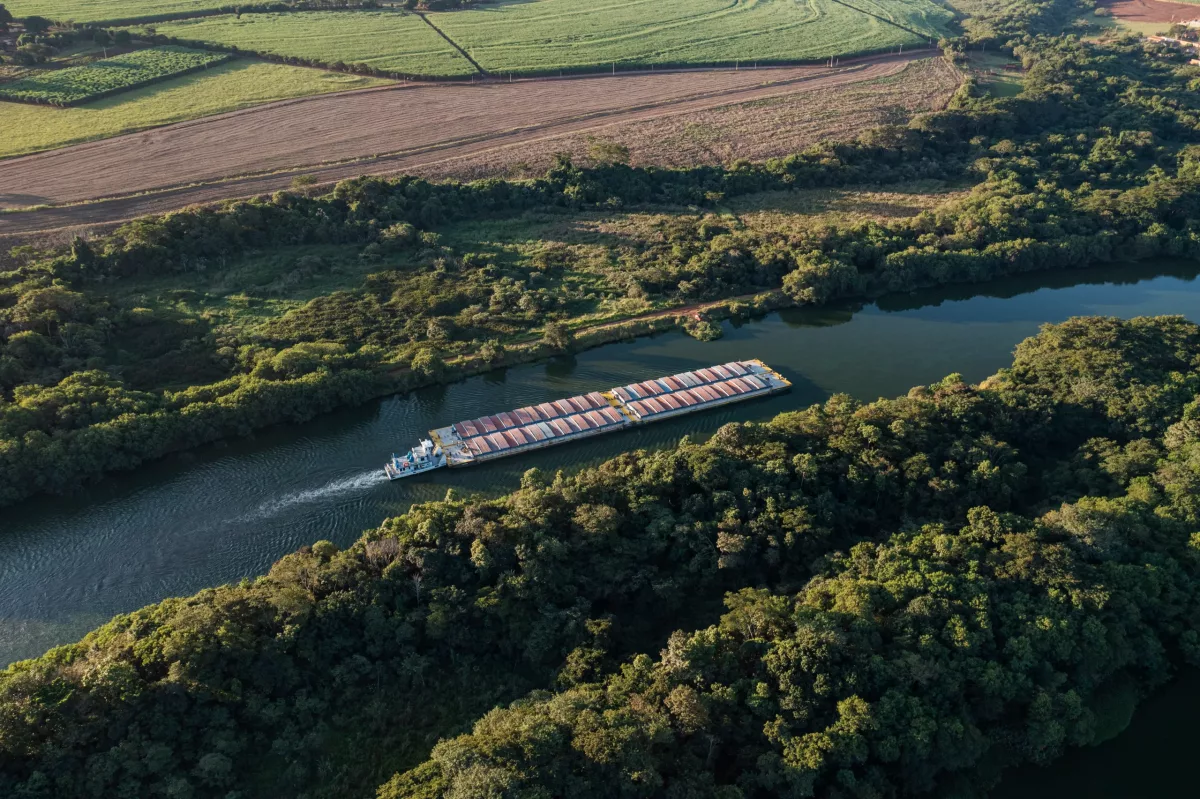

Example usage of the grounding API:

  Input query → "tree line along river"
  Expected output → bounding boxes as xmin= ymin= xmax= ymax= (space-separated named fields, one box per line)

xmin=3 ymin=259 xmax=1200 ymax=796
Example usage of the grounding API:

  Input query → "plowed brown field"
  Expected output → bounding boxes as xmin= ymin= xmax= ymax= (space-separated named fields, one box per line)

xmin=1102 ymin=0 xmax=1199 ymax=22
xmin=0 ymin=52 xmax=933 ymax=234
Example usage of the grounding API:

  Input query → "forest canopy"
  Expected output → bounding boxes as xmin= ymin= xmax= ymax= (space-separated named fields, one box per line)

xmin=3 ymin=0 xmax=1200 ymax=796
xmin=2 ymin=0 xmax=1200 ymax=508
xmin=2 ymin=315 xmax=1200 ymax=799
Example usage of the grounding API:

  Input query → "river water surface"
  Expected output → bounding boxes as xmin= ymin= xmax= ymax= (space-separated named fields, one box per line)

xmin=3 ymin=260 xmax=1200 ymax=671
xmin=5 ymin=259 xmax=1200 ymax=797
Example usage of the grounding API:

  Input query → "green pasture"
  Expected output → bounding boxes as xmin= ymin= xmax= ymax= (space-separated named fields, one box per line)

xmin=429 ymin=0 xmax=953 ymax=74
xmin=3 ymin=0 xmax=234 ymax=24
xmin=0 ymin=46 xmax=228 ymax=105
xmin=138 ymin=11 xmax=479 ymax=77
xmin=0 ymin=61 xmax=389 ymax=159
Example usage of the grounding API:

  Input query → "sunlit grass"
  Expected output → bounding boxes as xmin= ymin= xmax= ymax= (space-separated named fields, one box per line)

xmin=430 ymin=0 xmax=952 ymax=74
xmin=4 ymin=0 xmax=235 ymax=24
xmin=139 ymin=10 xmax=479 ymax=77
xmin=0 ymin=60 xmax=390 ymax=159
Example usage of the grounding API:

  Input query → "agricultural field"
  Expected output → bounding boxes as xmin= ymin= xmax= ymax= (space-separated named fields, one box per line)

xmin=2 ymin=0 xmax=235 ymax=24
xmin=428 ymin=0 xmax=953 ymax=74
xmin=410 ymin=57 xmax=961 ymax=181
xmin=0 ymin=46 xmax=228 ymax=105
xmin=1092 ymin=0 xmax=1199 ymax=35
xmin=135 ymin=11 xmax=479 ymax=77
xmin=0 ymin=58 xmax=928 ymax=216
xmin=0 ymin=61 xmax=388 ymax=159
xmin=838 ymin=0 xmax=959 ymax=32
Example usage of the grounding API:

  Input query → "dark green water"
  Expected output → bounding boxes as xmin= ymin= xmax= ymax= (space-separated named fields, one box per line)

xmin=3 ymin=259 xmax=1200 ymax=795
xmin=988 ymin=670 xmax=1200 ymax=798
xmin=3 ymin=262 xmax=1200 ymax=685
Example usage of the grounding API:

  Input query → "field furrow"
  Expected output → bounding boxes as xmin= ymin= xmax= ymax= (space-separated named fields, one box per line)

xmin=129 ymin=11 xmax=479 ymax=77
xmin=0 ymin=54 xmax=939 ymax=231
xmin=125 ymin=0 xmax=952 ymax=78
xmin=428 ymin=0 xmax=953 ymax=73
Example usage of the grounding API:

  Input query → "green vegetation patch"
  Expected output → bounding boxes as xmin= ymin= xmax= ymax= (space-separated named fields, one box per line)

xmin=0 ymin=61 xmax=389 ymax=159
xmin=429 ymin=0 xmax=953 ymax=74
xmin=139 ymin=10 xmax=479 ymax=77
xmin=5 ymin=315 xmax=1200 ymax=799
xmin=2 ymin=0 xmax=236 ymax=24
xmin=0 ymin=45 xmax=230 ymax=106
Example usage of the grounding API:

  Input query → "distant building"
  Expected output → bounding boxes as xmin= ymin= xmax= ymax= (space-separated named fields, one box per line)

xmin=1147 ymin=35 xmax=1199 ymax=53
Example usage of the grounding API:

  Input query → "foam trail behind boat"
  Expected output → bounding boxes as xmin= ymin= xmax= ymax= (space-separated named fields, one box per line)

xmin=244 ymin=470 xmax=387 ymax=519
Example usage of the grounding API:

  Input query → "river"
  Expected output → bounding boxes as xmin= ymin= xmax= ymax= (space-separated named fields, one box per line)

xmin=2 ymin=260 xmax=1200 ymax=672
xmin=2 ymin=260 xmax=1200 ymax=791
xmin=5 ymin=258 xmax=1200 ymax=795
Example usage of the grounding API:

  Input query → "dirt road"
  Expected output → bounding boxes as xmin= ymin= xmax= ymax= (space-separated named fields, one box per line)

xmin=0 ymin=52 xmax=932 ymax=235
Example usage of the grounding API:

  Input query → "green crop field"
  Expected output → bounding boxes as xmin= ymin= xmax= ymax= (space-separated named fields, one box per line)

xmin=429 ymin=0 xmax=954 ymax=74
xmin=0 ymin=46 xmax=229 ymax=105
xmin=3 ymin=0 xmax=235 ymax=24
xmin=838 ymin=0 xmax=957 ymax=35
xmin=139 ymin=11 xmax=479 ymax=77
xmin=0 ymin=61 xmax=388 ymax=159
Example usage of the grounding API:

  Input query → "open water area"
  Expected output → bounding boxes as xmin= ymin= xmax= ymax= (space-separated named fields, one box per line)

xmin=3 ymin=259 xmax=1200 ymax=796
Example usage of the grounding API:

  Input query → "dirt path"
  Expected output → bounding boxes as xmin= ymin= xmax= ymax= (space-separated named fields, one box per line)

xmin=1101 ymin=0 xmax=1199 ymax=22
xmin=0 ymin=52 xmax=932 ymax=235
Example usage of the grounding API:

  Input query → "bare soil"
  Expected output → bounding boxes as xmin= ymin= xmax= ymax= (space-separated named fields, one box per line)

xmin=0 ymin=52 xmax=940 ymax=235
xmin=1101 ymin=0 xmax=1199 ymax=22
xmin=412 ymin=59 xmax=960 ymax=182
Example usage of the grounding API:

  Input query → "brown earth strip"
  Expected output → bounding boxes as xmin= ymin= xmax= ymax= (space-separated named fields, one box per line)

xmin=0 ymin=52 xmax=936 ymax=234
xmin=411 ymin=58 xmax=960 ymax=182
xmin=1101 ymin=0 xmax=1200 ymax=22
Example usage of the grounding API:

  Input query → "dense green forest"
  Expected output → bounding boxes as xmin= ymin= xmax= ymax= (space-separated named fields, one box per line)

xmin=3 ymin=0 xmax=1200 ymax=507
xmin=3 ymin=315 xmax=1200 ymax=798
xmin=3 ymin=0 xmax=1200 ymax=796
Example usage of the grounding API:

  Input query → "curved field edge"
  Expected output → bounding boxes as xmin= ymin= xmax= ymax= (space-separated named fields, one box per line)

xmin=125 ymin=0 xmax=953 ymax=78
xmin=125 ymin=10 xmax=480 ymax=79
xmin=0 ymin=47 xmax=231 ymax=107
xmin=425 ymin=0 xmax=954 ymax=74
xmin=0 ymin=57 xmax=929 ymax=214
xmin=407 ymin=58 xmax=961 ymax=182
xmin=0 ymin=61 xmax=390 ymax=161
xmin=2 ymin=0 xmax=238 ymax=24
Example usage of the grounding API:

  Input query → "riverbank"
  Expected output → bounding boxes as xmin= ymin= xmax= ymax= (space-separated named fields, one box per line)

xmin=6 ymin=306 xmax=1200 ymax=799
xmin=3 ymin=257 xmax=1197 ymax=668
xmin=5 ymin=29 xmax=1198 ymax=510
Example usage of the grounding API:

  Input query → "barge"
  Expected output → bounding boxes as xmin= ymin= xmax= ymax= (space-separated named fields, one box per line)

xmin=384 ymin=359 xmax=790 ymax=479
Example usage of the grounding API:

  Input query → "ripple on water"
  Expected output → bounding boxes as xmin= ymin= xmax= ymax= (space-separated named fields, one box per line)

xmin=3 ymin=261 xmax=1200 ymax=666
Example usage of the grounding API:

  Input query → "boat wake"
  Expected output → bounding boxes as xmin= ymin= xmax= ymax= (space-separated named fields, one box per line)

xmin=242 ymin=471 xmax=388 ymax=520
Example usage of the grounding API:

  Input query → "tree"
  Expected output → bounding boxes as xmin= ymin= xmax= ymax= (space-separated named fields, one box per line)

xmin=782 ymin=253 xmax=859 ymax=305
xmin=290 ymin=174 xmax=319 ymax=196
xmin=479 ymin=339 xmax=505 ymax=364
xmin=22 ymin=16 xmax=51 ymax=34
xmin=542 ymin=320 xmax=573 ymax=352
xmin=410 ymin=347 xmax=442 ymax=377
xmin=586 ymin=136 xmax=631 ymax=165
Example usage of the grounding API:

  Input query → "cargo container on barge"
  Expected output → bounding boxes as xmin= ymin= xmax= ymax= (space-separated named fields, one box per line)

xmin=384 ymin=359 xmax=790 ymax=479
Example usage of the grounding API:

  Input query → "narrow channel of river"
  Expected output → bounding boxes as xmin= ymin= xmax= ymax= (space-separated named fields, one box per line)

xmin=3 ymin=260 xmax=1200 ymax=672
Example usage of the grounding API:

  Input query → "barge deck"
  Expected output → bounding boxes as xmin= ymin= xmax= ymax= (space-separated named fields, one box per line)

xmin=385 ymin=360 xmax=789 ymax=478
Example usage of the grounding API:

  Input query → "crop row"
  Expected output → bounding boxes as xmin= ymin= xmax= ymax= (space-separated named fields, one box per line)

xmin=0 ymin=45 xmax=231 ymax=106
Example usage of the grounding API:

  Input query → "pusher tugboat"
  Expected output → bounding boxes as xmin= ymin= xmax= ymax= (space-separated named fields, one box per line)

xmin=384 ymin=438 xmax=447 ymax=480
